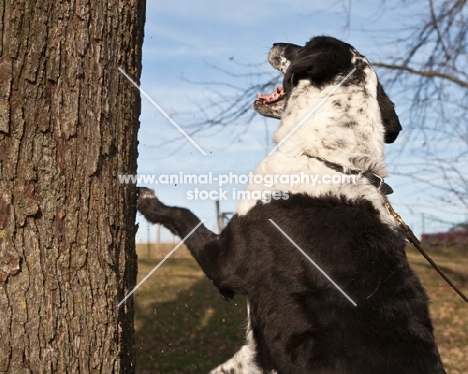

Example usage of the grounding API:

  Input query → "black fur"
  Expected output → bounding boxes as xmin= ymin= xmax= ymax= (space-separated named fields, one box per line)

xmin=137 ymin=189 xmax=445 ymax=374
xmin=137 ymin=35 xmax=440 ymax=374
xmin=280 ymin=36 xmax=402 ymax=144
xmin=283 ymin=37 xmax=353 ymax=91
xmin=376 ymin=82 xmax=402 ymax=143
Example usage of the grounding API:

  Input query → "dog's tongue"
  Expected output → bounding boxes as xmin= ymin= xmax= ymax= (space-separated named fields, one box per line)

xmin=257 ymin=86 xmax=285 ymax=104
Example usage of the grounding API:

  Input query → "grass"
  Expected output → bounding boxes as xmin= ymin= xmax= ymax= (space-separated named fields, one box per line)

xmin=405 ymin=245 xmax=468 ymax=374
xmin=134 ymin=244 xmax=247 ymax=374
xmin=134 ymin=243 xmax=468 ymax=373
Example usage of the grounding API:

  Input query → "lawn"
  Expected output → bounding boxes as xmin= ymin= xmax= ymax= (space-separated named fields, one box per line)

xmin=134 ymin=243 xmax=468 ymax=374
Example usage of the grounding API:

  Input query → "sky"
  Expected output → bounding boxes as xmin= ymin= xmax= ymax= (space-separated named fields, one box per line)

xmin=134 ymin=0 xmax=467 ymax=243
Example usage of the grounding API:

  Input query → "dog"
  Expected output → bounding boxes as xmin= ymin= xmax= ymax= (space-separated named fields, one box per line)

xmin=137 ymin=36 xmax=445 ymax=374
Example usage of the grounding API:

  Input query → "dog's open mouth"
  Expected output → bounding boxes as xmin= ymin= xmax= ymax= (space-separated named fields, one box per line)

xmin=256 ymin=86 xmax=285 ymax=105
xmin=253 ymin=86 xmax=286 ymax=119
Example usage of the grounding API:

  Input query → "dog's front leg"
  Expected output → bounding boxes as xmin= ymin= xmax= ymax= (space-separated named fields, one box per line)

xmin=138 ymin=188 xmax=275 ymax=374
xmin=137 ymin=187 xmax=216 ymax=244
xmin=209 ymin=304 xmax=277 ymax=374
xmin=137 ymin=187 xmax=238 ymax=298
xmin=209 ymin=345 xmax=262 ymax=374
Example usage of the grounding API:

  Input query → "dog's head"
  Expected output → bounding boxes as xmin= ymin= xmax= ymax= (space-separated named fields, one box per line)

xmin=254 ymin=36 xmax=401 ymax=144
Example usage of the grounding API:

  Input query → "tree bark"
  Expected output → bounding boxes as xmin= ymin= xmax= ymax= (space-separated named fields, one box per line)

xmin=0 ymin=0 xmax=145 ymax=372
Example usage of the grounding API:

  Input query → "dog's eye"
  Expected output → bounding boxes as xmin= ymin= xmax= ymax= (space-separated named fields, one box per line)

xmin=291 ymin=72 xmax=297 ymax=87
xmin=290 ymin=73 xmax=297 ymax=87
xmin=290 ymin=72 xmax=304 ymax=88
xmin=283 ymin=70 xmax=303 ymax=94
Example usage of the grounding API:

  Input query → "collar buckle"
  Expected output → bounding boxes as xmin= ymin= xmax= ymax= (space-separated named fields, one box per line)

xmin=363 ymin=171 xmax=393 ymax=195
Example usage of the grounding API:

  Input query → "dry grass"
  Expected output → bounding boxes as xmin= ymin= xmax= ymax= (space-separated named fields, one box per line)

xmin=405 ymin=245 xmax=468 ymax=374
xmin=134 ymin=243 xmax=468 ymax=373
xmin=134 ymin=244 xmax=247 ymax=374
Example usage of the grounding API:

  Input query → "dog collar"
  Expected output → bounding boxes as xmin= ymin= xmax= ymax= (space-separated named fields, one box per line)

xmin=305 ymin=155 xmax=394 ymax=195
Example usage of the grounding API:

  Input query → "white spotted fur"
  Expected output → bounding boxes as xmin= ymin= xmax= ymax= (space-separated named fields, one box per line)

xmin=211 ymin=45 xmax=398 ymax=374
xmin=235 ymin=51 xmax=397 ymax=228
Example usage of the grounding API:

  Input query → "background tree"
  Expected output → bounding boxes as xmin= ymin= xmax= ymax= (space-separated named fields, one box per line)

xmin=178 ymin=0 xmax=468 ymax=227
xmin=0 ymin=0 xmax=145 ymax=372
xmin=374 ymin=0 xmax=468 ymax=213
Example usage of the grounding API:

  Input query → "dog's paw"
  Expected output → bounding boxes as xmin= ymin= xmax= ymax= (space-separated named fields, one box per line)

xmin=137 ymin=187 xmax=161 ymax=216
xmin=137 ymin=186 xmax=157 ymax=200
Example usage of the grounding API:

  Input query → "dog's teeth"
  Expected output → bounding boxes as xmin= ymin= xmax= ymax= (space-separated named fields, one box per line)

xmin=258 ymin=92 xmax=263 ymax=99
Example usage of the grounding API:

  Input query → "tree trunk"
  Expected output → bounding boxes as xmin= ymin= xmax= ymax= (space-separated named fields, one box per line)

xmin=0 ymin=0 xmax=145 ymax=372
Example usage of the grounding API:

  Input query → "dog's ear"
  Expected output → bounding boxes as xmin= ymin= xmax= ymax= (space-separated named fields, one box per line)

xmin=377 ymin=82 xmax=402 ymax=143
xmin=284 ymin=37 xmax=352 ymax=90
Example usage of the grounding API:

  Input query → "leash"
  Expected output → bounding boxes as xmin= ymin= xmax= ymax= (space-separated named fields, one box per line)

xmin=306 ymin=153 xmax=467 ymax=302
xmin=383 ymin=197 xmax=468 ymax=303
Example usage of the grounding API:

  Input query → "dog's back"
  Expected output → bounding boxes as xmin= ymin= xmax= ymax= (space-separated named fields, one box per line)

xmin=216 ymin=193 xmax=445 ymax=373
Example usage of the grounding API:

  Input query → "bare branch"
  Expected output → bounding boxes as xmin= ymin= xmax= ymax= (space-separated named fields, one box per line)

xmin=373 ymin=62 xmax=468 ymax=89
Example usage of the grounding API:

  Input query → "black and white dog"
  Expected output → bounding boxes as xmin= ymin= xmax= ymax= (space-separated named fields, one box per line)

xmin=137 ymin=36 xmax=445 ymax=374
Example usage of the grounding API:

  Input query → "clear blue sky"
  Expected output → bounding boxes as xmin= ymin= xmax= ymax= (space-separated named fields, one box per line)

xmin=135 ymin=1 xmax=467 ymax=243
